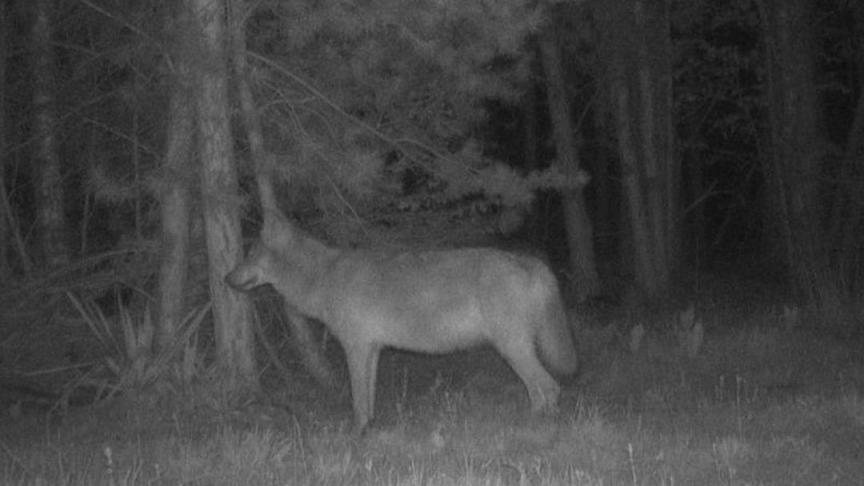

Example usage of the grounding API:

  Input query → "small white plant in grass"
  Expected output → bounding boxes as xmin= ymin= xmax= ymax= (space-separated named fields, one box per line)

xmin=712 ymin=436 xmax=754 ymax=484
xmin=629 ymin=324 xmax=645 ymax=354
xmin=781 ymin=304 xmax=800 ymax=331
xmin=429 ymin=423 xmax=446 ymax=449
xmin=676 ymin=305 xmax=704 ymax=358
xmin=841 ymin=393 xmax=864 ymax=427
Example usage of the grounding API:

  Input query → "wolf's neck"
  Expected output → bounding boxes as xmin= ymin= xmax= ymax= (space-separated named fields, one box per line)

xmin=273 ymin=238 xmax=340 ymax=319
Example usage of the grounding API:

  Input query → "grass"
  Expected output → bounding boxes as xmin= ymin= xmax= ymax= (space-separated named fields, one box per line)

xmin=1 ymin=297 xmax=863 ymax=485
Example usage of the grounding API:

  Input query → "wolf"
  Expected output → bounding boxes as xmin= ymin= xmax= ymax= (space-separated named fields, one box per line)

xmin=226 ymin=215 xmax=578 ymax=430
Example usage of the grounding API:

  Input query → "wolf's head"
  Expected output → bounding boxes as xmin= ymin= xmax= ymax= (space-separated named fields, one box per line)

xmin=225 ymin=242 xmax=278 ymax=291
xmin=227 ymin=216 xmax=338 ymax=299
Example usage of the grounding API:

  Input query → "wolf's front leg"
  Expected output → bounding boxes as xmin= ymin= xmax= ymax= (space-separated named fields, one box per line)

xmin=345 ymin=343 xmax=381 ymax=433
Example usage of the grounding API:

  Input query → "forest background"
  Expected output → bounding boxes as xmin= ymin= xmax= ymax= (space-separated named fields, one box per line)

xmin=0 ymin=0 xmax=863 ymax=441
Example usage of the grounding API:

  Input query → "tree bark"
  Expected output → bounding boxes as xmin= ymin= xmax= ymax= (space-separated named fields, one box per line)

xmin=190 ymin=0 xmax=256 ymax=387
xmin=0 ymin=0 xmax=7 ymax=276
xmin=636 ymin=0 xmax=677 ymax=292
xmin=156 ymin=76 xmax=195 ymax=353
xmin=832 ymin=78 xmax=864 ymax=285
xmin=523 ymin=57 xmax=539 ymax=173
xmin=596 ymin=0 xmax=678 ymax=297
xmin=229 ymin=4 xmax=338 ymax=388
xmin=538 ymin=31 xmax=601 ymax=300
xmin=763 ymin=0 xmax=832 ymax=303
xmin=827 ymin=4 xmax=864 ymax=289
xmin=614 ymin=80 xmax=654 ymax=291
xmin=32 ymin=0 xmax=69 ymax=268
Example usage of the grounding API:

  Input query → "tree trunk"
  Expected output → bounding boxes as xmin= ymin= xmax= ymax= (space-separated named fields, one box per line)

xmin=0 ymin=0 xmax=7 ymax=276
xmin=827 ymin=4 xmax=864 ymax=290
xmin=684 ymin=142 xmax=705 ymax=266
xmin=636 ymin=0 xmax=677 ymax=292
xmin=156 ymin=74 xmax=195 ymax=352
xmin=32 ymin=0 xmax=69 ymax=268
xmin=523 ymin=58 xmax=539 ymax=173
xmin=614 ymin=80 xmax=655 ymax=291
xmin=190 ymin=0 xmax=256 ymax=388
xmin=832 ymin=78 xmax=864 ymax=287
xmin=653 ymin=0 xmax=678 ymax=277
xmin=538 ymin=31 xmax=601 ymax=300
xmin=763 ymin=0 xmax=832 ymax=303
xmin=596 ymin=0 xmax=678 ymax=297
xmin=229 ymin=4 xmax=338 ymax=388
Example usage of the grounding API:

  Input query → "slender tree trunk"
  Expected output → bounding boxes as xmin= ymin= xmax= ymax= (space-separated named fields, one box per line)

xmin=763 ymin=0 xmax=832 ymax=303
xmin=637 ymin=68 xmax=667 ymax=287
xmin=596 ymin=0 xmax=678 ymax=297
xmin=636 ymin=0 xmax=677 ymax=291
xmin=684 ymin=142 xmax=705 ymax=265
xmin=190 ymin=0 xmax=256 ymax=388
xmin=523 ymin=57 xmax=539 ymax=173
xmin=827 ymin=5 xmax=864 ymax=290
xmin=156 ymin=80 xmax=195 ymax=352
xmin=0 ymin=2 xmax=30 ymax=274
xmin=131 ymin=105 xmax=143 ymax=244
xmin=156 ymin=6 xmax=197 ymax=352
xmin=654 ymin=0 xmax=678 ymax=276
xmin=0 ymin=0 xmax=8 ymax=276
xmin=32 ymin=0 xmax=69 ymax=267
xmin=832 ymin=81 xmax=864 ymax=285
xmin=539 ymin=31 xmax=600 ymax=300
xmin=614 ymin=80 xmax=654 ymax=291
xmin=585 ymin=116 xmax=615 ymax=255
xmin=229 ymin=4 xmax=337 ymax=388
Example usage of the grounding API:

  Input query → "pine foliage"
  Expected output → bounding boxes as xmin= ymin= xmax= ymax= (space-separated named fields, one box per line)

xmin=243 ymin=0 xmax=576 ymax=245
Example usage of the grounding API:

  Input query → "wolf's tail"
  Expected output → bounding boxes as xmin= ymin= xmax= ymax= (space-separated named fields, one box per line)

xmin=536 ymin=287 xmax=579 ymax=375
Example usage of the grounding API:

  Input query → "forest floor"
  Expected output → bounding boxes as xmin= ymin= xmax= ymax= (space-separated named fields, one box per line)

xmin=1 ymin=272 xmax=864 ymax=485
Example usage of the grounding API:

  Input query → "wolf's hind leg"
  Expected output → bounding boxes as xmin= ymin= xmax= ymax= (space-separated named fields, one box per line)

xmin=345 ymin=344 xmax=380 ymax=431
xmin=496 ymin=341 xmax=561 ymax=412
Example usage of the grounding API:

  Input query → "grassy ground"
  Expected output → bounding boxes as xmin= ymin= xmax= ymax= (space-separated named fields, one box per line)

xmin=1 ymin=281 xmax=863 ymax=485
